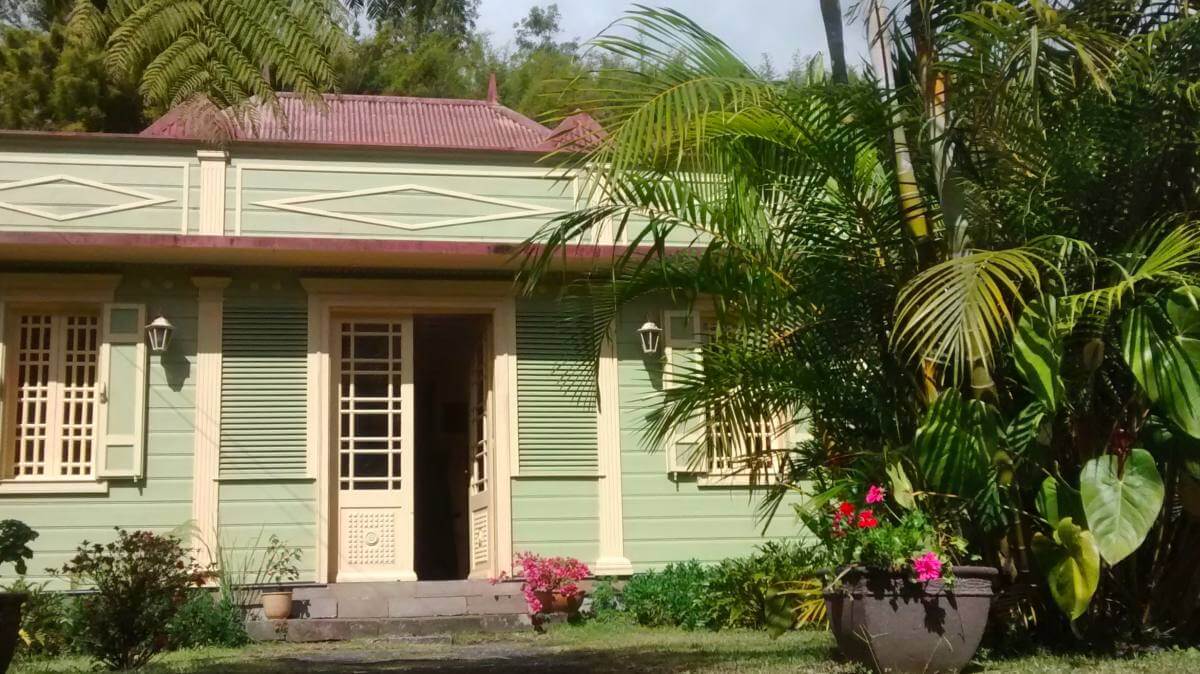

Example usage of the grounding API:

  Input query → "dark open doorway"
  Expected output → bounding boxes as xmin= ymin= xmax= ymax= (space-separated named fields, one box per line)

xmin=413 ymin=314 xmax=486 ymax=580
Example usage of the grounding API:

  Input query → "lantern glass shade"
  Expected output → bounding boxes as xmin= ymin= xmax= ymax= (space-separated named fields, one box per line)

xmin=145 ymin=315 xmax=174 ymax=353
xmin=637 ymin=320 xmax=662 ymax=355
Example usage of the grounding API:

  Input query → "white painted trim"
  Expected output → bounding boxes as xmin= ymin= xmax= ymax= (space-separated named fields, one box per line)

xmin=0 ymin=480 xmax=108 ymax=495
xmin=255 ymin=183 xmax=563 ymax=232
xmin=0 ymin=174 xmax=174 ymax=223
xmin=189 ymin=277 xmax=230 ymax=568
xmin=196 ymin=152 xmax=229 ymax=236
xmin=305 ymin=280 xmax=518 ymax=582
xmin=594 ymin=322 xmax=633 ymax=576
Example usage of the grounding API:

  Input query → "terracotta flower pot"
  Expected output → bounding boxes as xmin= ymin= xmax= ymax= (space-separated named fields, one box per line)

xmin=260 ymin=590 xmax=294 ymax=620
xmin=824 ymin=565 xmax=1000 ymax=674
xmin=534 ymin=590 xmax=584 ymax=615
xmin=0 ymin=592 xmax=26 ymax=674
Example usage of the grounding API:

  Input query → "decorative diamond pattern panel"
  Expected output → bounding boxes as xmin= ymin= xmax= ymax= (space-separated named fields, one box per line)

xmin=255 ymin=183 xmax=561 ymax=231
xmin=345 ymin=509 xmax=397 ymax=567
xmin=0 ymin=175 xmax=171 ymax=221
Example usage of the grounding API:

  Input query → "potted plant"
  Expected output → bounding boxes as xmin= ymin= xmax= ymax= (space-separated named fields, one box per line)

xmin=497 ymin=552 xmax=590 ymax=617
xmin=0 ymin=520 xmax=37 ymax=673
xmin=256 ymin=535 xmax=301 ymax=621
xmin=803 ymin=484 xmax=999 ymax=674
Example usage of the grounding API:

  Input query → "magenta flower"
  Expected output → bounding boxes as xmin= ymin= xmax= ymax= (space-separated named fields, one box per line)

xmin=912 ymin=551 xmax=943 ymax=581
xmin=865 ymin=484 xmax=886 ymax=504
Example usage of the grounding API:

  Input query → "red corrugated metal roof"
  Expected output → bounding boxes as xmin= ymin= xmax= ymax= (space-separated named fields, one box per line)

xmin=141 ymin=92 xmax=599 ymax=153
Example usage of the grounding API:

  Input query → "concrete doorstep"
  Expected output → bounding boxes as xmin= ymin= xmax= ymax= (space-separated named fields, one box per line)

xmin=245 ymin=614 xmax=532 ymax=642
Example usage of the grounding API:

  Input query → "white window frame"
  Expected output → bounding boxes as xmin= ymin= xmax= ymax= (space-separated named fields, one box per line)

xmin=0 ymin=275 xmax=119 ymax=495
xmin=663 ymin=309 xmax=797 ymax=487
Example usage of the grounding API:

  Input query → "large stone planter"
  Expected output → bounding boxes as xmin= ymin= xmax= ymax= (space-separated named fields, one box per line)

xmin=824 ymin=565 xmax=999 ymax=673
xmin=0 ymin=592 xmax=26 ymax=674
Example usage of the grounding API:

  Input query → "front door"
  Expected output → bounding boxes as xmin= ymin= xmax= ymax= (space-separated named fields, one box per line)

xmin=334 ymin=317 xmax=416 ymax=581
xmin=466 ymin=322 xmax=493 ymax=578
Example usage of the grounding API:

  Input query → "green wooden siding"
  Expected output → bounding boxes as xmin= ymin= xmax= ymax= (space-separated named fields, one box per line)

xmin=615 ymin=299 xmax=805 ymax=570
xmin=0 ymin=143 xmax=199 ymax=235
xmin=515 ymin=298 xmax=598 ymax=475
xmin=231 ymin=155 xmax=576 ymax=241
xmin=4 ymin=273 xmax=196 ymax=586
xmin=219 ymin=301 xmax=308 ymax=479
xmin=511 ymin=477 xmax=600 ymax=562
xmin=218 ymin=480 xmax=317 ymax=582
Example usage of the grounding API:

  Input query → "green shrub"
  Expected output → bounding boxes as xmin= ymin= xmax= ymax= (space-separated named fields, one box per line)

xmin=166 ymin=591 xmax=249 ymax=649
xmin=705 ymin=540 xmax=827 ymax=630
xmin=4 ymin=579 xmax=71 ymax=658
xmin=621 ymin=560 xmax=714 ymax=630
xmin=585 ymin=577 xmax=626 ymax=623
xmin=57 ymin=528 xmax=207 ymax=671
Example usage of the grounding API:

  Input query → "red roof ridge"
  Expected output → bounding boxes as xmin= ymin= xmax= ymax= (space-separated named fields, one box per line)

xmin=274 ymin=91 xmax=499 ymax=107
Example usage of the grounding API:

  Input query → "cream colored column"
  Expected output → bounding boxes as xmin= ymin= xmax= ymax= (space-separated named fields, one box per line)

xmin=196 ymin=150 xmax=229 ymax=235
xmin=190 ymin=276 xmax=231 ymax=568
xmin=594 ymin=324 xmax=634 ymax=575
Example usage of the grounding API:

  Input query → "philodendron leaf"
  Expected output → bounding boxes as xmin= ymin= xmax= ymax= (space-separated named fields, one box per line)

xmin=1005 ymin=401 xmax=1049 ymax=457
xmin=1031 ymin=517 xmax=1100 ymax=621
xmin=1080 ymin=448 xmax=1165 ymax=565
xmin=1036 ymin=476 xmax=1086 ymax=528
xmin=913 ymin=390 xmax=1000 ymax=498
xmin=886 ymin=461 xmax=916 ymax=510
xmin=1121 ymin=293 xmax=1200 ymax=438
xmin=1013 ymin=298 xmax=1064 ymax=412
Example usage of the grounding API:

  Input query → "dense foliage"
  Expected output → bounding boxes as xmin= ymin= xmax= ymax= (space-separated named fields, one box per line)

xmin=56 ymin=528 xmax=208 ymax=670
xmin=0 ymin=519 xmax=37 ymax=576
xmin=523 ymin=2 xmax=1200 ymax=649
xmin=165 ymin=591 xmax=250 ymax=650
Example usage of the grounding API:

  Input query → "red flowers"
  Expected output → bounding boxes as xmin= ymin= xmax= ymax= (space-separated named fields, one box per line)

xmin=856 ymin=509 xmax=878 ymax=529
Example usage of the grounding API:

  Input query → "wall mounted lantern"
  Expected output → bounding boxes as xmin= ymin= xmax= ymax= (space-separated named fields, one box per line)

xmin=637 ymin=318 xmax=663 ymax=355
xmin=145 ymin=315 xmax=175 ymax=353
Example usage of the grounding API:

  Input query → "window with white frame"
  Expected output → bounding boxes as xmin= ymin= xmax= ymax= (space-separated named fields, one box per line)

xmin=663 ymin=310 xmax=791 ymax=482
xmin=4 ymin=309 xmax=101 ymax=480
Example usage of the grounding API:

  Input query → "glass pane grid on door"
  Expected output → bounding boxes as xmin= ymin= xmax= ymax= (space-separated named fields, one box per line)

xmin=338 ymin=322 xmax=404 ymax=491
xmin=469 ymin=339 xmax=488 ymax=496
xmin=59 ymin=316 xmax=99 ymax=476
xmin=12 ymin=314 xmax=53 ymax=476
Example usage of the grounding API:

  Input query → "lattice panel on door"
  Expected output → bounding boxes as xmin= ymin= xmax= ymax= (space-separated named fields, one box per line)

xmin=470 ymin=508 xmax=489 ymax=568
xmin=59 ymin=316 xmax=99 ymax=476
xmin=338 ymin=321 xmax=405 ymax=491
xmin=344 ymin=509 xmax=398 ymax=567
xmin=8 ymin=312 xmax=99 ymax=478
xmin=11 ymin=314 xmax=53 ymax=476
xmin=469 ymin=335 xmax=488 ymax=496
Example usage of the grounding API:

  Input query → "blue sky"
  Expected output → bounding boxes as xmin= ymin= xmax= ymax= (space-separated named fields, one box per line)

xmin=474 ymin=1 xmax=870 ymax=73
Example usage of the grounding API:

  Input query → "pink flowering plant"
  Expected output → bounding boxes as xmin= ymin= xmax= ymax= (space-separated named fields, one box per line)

xmin=799 ymin=483 xmax=955 ymax=584
xmin=493 ymin=551 xmax=591 ymax=614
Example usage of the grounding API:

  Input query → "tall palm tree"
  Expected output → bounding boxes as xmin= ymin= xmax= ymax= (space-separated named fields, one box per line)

xmin=523 ymin=2 xmax=1200 ymax=633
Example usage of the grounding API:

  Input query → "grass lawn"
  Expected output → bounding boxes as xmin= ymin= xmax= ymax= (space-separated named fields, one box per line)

xmin=11 ymin=622 xmax=1200 ymax=673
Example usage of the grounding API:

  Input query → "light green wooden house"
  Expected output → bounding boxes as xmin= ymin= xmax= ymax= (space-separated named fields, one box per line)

xmin=0 ymin=92 xmax=801 ymax=594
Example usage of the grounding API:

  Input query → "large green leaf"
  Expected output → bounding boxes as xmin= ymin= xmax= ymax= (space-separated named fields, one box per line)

xmin=912 ymin=390 xmax=1000 ymax=497
xmin=1031 ymin=517 xmax=1100 ymax=621
xmin=1036 ymin=476 xmax=1085 ymax=528
xmin=1012 ymin=298 xmax=1065 ymax=412
xmin=1079 ymin=448 xmax=1165 ymax=565
xmin=1004 ymin=400 xmax=1050 ymax=457
xmin=1121 ymin=292 xmax=1200 ymax=438
xmin=886 ymin=461 xmax=917 ymax=510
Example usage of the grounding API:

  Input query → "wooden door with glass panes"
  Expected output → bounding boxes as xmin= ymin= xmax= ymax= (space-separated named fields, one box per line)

xmin=466 ymin=322 xmax=493 ymax=577
xmin=334 ymin=317 xmax=416 ymax=581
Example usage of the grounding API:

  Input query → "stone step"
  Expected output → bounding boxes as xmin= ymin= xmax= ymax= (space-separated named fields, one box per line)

xmin=246 ymin=614 xmax=531 ymax=642
xmin=269 ymin=580 xmax=529 ymax=620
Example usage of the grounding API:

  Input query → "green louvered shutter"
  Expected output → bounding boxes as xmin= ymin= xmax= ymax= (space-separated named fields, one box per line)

xmin=220 ymin=303 xmax=308 ymax=478
xmin=97 ymin=303 xmax=148 ymax=479
xmin=516 ymin=299 xmax=598 ymax=474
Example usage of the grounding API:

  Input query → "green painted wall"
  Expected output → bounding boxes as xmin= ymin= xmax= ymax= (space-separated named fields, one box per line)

xmin=615 ymin=299 xmax=804 ymax=570
xmin=230 ymin=153 xmax=576 ymax=242
xmin=217 ymin=480 xmax=317 ymax=582
xmin=0 ymin=143 xmax=199 ymax=235
xmin=4 ymin=271 xmax=198 ymax=586
xmin=511 ymin=477 xmax=599 ymax=563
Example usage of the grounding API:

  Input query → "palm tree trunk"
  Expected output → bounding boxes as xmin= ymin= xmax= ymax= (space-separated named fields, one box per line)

xmin=819 ymin=0 xmax=849 ymax=84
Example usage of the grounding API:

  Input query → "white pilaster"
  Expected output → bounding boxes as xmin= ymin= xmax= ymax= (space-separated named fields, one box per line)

xmin=196 ymin=150 xmax=229 ymax=235
xmin=594 ymin=323 xmax=634 ymax=575
xmin=190 ymin=276 xmax=230 ymax=568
